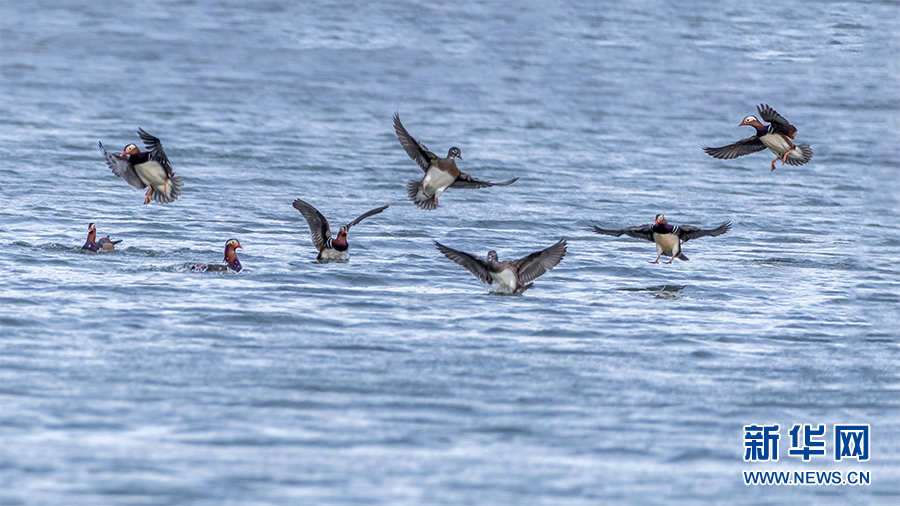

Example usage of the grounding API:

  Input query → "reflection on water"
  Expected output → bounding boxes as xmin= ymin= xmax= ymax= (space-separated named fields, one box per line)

xmin=619 ymin=284 xmax=687 ymax=299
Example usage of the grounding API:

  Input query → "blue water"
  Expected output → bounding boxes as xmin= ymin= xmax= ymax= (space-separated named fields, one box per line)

xmin=1 ymin=1 xmax=899 ymax=504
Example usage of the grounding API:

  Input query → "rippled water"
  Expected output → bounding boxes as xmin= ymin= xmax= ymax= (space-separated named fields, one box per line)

xmin=2 ymin=1 xmax=899 ymax=505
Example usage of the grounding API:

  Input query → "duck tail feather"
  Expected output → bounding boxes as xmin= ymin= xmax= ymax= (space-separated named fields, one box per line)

xmin=407 ymin=179 xmax=438 ymax=210
xmin=150 ymin=176 xmax=184 ymax=203
xmin=785 ymin=144 xmax=813 ymax=166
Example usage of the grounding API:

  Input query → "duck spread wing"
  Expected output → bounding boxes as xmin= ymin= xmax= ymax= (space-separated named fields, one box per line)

xmin=393 ymin=113 xmax=438 ymax=172
xmin=678 ymin=221 xmax=731 ymax=243
xmin=449 ymin=173 xmax=519 ymax=189
xmin=434 ymin=241 xmax=493 ymax=284
xmin=757 ymin=104 xmax=798 ymax=139
xmin=293 ymin=199 xmax=332 ymax=250
xmin=138 ymin=128 xmax=175 ymax=176
xmin=346 ymin=204 xmax=389 ymax=230
xmin=512 ymin=239 xmax=567 ymax=286
xmin=99 ymin=142 xmax=145 ymax=189
xmin=592 ymin=224 xmax=655 ymax=242
xmin=703 ymin=137 xmax=768 ymax=159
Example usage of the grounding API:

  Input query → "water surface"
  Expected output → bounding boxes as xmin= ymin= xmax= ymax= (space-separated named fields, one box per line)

xmin=1 ymin=1 xmax=898 ymax=505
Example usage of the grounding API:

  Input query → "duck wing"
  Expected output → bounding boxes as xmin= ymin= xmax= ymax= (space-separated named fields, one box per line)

xmin=449 ymin=173 xmax=519 ymax=189
xmin=511 ymin=239 xmax=567 ymax=286
xmin=345 ymin=204 xmax=389 ymax=231
xmin=292 ymin=199 xmax=332 ymax=250
xmin=703 ymin=137 xmax=767 ymax=159
xmin=434 ymin=241 xmax=493 ymax=284
xmin=393 ymin=113 xmax=438 ymax=172
xmin=138 ymin=128 xmax=175 ymax=177
xmin=592 ymin=224 xmax=655 ymax=242
xmin=678 ymin=221 xmax=731 ymax=243
xmin=99 ymin=142 xmax=146 ymax=189
xmin=757 ymin=104 xmax=798 ymax=139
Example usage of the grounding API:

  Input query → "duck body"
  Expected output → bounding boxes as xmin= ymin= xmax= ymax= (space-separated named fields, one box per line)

xmin=413 ymin=164 xmax=460 ymax=209
xmin=82 ymin=223 xmax=100 ymax=252
xmin=435 ymin=239 xmax=567 ymax=294
xmin=100 ymin=128 xmax=184 ymax=204
xmin=292 ymin=198 xmax=388 ymax=263
xmin=703 ymin=104 xmax=812 ymax=171
xmin=593 ymin=214 xmax=731 ymax=264
xmin=649 ymin=222 xmax=684 ymax=261
xmin=317 ymin=237 xmax=349 ymax=263
xmin=394 ymin=113 xmax=517 ymax=210
xmin=98 ymin=237 xmax=123 ymax=250
xmin=131 ymin=153 xmax=168 ymax=190
xmin=487 ymin=264 xmax=521 ymax=294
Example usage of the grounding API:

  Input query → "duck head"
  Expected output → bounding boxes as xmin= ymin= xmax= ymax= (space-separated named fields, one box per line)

xmin=224 ymin=238 xmax=242 ymax=261
xmin=654 ymin=214 xmax=667 ymax=225
xmin=739 ymin=115 xmax=764 ymax=128
xmin=486 ymin=250 xmax=499 ymax=263
xmin=447 ymin=147 xmax=462 ymax=160
xmin=122 ymin=143 xmax=141 ymax=156
xmin=87 ymin=222 xmax=97 ymax=240
xmin=335 ymin=227 xmax=349 ymax=244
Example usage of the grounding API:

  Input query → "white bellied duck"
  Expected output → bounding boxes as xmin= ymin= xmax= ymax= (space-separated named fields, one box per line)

xmin=99 ymin=128 xmax=184 ymax=203
xmin=292 ymin=199 xmax=388 ymax=263
xmin=704 ymin=104 xmax=812 ymax=171
xmin=435 ymin=238 xmax=567 ymax=294
xmin=393 ymin=113 xmax=518 ymax=210
xmin=593 ymin=214 xmax=731 ymax=263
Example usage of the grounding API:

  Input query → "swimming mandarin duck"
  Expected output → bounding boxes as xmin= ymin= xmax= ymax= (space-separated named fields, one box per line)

xmin=393 ymin=113 xmax=518 ymax=210
xmin=593 ymin=214 xmax=731 ymax=264
xmin=187 ymin=239 xmax=243 ymax=272
xmin=293 ymin=199 xmax=388 ymax=262
xmin=99 ymin=128 xmax=184 ymax=204
xmin=704 ymin=104 xmax=812 ymax=171
xmin=98 ymin=237 xmax=122 ymax=250
xmin=435 ymin=238 xmax=567 ymax=294
xmin=82 ymin=223 xmax=121 ymax=252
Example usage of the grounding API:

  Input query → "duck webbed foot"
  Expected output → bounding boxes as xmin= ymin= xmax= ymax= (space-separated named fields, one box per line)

xmin=144 ymin=188 xmax=152 ymax=204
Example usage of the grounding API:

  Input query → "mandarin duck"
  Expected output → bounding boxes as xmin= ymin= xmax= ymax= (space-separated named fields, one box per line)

xmin=393 ymin=113 xmax=517 ymax=210
xmin=293 ymin=199 xmax=388 ymax=263
xmin=82 ymin=223 xmax=121 ymax=252
xmin=435 ymin=238 xmax=567 ymax=294
xmin=100 ymin=128 xmax=184 ymax=204
xmin=704 ymin=104 xmax=812 ymax=171
xmin=593 ymin=214 xmax=731 ymax=263
xmin=187 ymin=239 xmax=243 ymax=272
